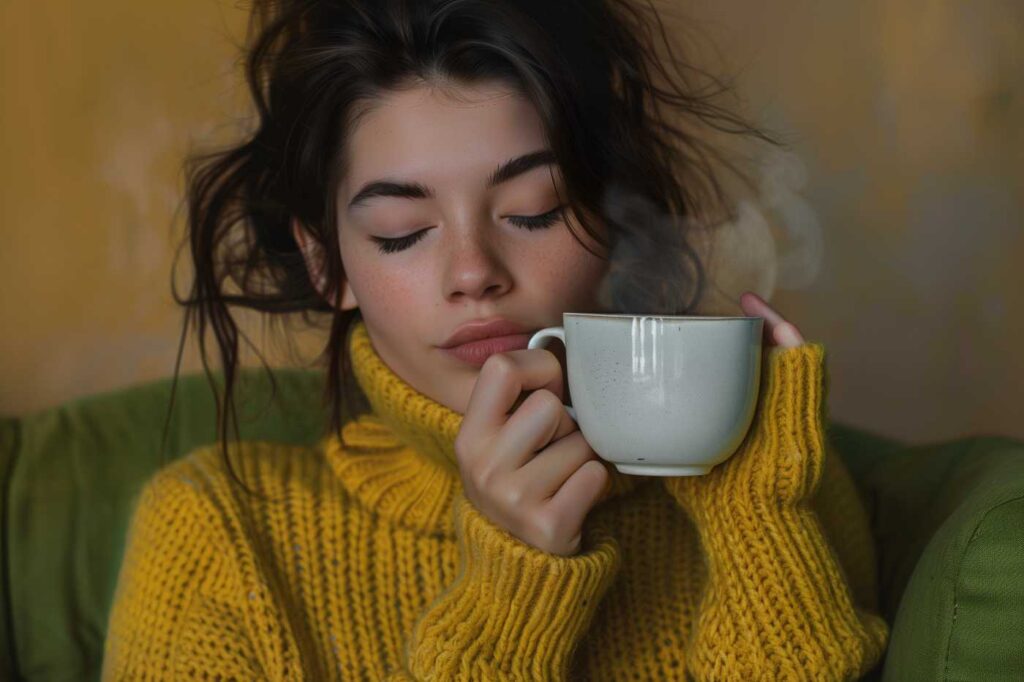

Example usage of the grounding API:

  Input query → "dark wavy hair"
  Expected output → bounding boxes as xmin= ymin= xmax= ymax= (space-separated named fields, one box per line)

xmin=165 ymin=0 xmax=778 ymax=486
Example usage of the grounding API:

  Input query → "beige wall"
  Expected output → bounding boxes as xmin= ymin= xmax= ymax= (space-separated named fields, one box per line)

xmin=2 ymin=1 xmax=1021 ymax=443
xmin=685 ymin=0 xmax=1023 ymax=443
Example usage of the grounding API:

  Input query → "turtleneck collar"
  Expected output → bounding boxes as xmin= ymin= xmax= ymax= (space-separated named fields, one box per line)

xmin=323 ymin=319 xmax=643 ymax=538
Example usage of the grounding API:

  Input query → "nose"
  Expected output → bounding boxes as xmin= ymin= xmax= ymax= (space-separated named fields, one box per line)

xmin=441 ymin=228 xmax=513 ymax=302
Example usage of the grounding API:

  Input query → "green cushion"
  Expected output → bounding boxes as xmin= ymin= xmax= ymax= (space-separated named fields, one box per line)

xmin=0 ymin=416 xmax=20 ymax=678
xmin=857 ymin=435 xmax=1024 ymax=681
xmin=0 ymin=368 xmax=328 ymax=681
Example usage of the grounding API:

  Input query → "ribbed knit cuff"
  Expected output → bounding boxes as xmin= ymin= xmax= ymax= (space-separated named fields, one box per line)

xmin=403 ymin=492 xmax=621 ymax=679
xmin=665 ymin=342 xmax=828 ymax=509
xmin=661 ymin=345 xmax=890 ymax=678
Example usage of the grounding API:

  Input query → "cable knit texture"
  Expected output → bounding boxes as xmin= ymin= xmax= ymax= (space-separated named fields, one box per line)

xmin=102 ymin=319 xmax=889 ymax=680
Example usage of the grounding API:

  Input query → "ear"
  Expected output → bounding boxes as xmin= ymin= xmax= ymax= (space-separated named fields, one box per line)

xmin=291 ymin=218 xmax=359 ymax=311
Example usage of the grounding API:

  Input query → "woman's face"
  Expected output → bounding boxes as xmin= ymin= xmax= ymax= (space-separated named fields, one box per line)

xmin=297 ymin=81 xmax=610 ymax=415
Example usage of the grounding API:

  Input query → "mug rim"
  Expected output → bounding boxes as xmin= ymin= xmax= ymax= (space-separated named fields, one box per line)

xmin=564 ymin=313 xmax=760 ymax=321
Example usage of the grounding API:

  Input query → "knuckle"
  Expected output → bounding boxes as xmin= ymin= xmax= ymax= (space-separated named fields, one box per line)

xmin=532 ymin=347 xmax=557 ymax=365
xmin=525 ymin=388 xmax=563 ymax=416
xmin=587 ymin=458 xmax=609 ymax=482
xmin=527 ymin=510 xmax=562 ymax=548
xmin=453 ymin=432 xmax=480 ymax=471
xmin=481 ymin=352 xmax=517 ymax=379
xmin=469 ymin=465 xmax=493 ymax=492
xmin=538 ymin=389 xmax=565 ymax=413
xmin=497 ymin=480 xmax=526 ymax=508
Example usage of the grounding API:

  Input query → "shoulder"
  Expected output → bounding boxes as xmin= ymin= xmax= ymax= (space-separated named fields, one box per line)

xmin=107 ymin=442 xmax=331 ymax=673
xmin=121 ymin=440 xmax=339 ymax=585
xmin=134 ymin=440 xmax=330 ymax=520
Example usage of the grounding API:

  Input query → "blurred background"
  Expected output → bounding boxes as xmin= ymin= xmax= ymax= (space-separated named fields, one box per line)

xmin=1 ymin=0 xmax=1021 ymax=443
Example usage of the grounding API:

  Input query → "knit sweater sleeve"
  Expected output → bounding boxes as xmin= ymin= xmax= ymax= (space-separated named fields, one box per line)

xmin=663 ymin=343 xmax=890 ymax=681
xmin=385 ymin=490 xmax=621 ymax=680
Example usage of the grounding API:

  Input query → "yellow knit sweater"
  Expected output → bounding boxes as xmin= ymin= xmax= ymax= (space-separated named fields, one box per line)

xmin=102 ymin=320 xmax=889 ymax=680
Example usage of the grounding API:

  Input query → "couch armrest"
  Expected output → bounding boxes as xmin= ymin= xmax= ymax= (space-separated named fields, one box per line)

xmin=862 ymin=435 xmax=1024 ymax=681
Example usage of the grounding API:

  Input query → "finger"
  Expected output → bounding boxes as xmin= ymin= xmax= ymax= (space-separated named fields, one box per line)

xmin=510 ymin=429 xmax=599 ymax=499
xmin=543 ymin=459 xmax=609 ymax=545
xmin=461 ymin=348 xmax=566 ymax=440
xmin=740 ymin=291 xmax=785 ymax=325
xmin=772 ymin=320 xmax=805 ymax=347
xmin=739 ymin=291 xmax=780 ymax=346
xmin=493 ymin=388 xmax=580 ymax=471
xmin=740 ymin=292 xmax=803 ymax=347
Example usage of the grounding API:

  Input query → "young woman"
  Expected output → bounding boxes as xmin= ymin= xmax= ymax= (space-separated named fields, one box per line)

xmin=103 ymin=0 xmax=889 ymax=679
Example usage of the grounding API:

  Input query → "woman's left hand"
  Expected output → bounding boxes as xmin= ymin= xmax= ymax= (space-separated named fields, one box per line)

xmin=664 ymin=291 xmax=821 ymax=508
xmin=739 ymin=291 xmax=806 ymax=349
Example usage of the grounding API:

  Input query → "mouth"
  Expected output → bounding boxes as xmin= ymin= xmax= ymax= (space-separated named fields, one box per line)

xmin=439 ymin=333 xmax=534 ymax=366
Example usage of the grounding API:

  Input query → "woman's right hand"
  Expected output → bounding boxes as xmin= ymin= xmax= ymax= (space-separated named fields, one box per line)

xmin=454 ymin=348 xmax=610 ymax=557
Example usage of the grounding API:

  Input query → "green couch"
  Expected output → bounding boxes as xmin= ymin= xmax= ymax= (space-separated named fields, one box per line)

xmin=0 ymin=369 xmax=1021 ymax=681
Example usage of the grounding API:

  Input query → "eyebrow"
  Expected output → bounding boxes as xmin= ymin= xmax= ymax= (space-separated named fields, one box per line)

xmin=346 ymin=149 xmax=557 ymax=212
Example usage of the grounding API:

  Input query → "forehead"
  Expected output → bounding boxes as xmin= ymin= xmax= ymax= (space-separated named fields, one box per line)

xmin=343 ymin=83 xmax=549 ymax=188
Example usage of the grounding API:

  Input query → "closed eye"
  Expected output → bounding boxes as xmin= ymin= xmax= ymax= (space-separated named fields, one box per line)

xmin=370 ymin=228 xmax=430 ymax=255
xmin=370 ymin=205 xmax=566 ymax=255
xmin=507 ymin=205 xmax=565 ymax=230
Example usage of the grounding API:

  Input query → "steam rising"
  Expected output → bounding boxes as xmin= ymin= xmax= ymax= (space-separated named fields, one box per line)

xmin=595 ymin=183 xmax=701 ymax=315
xmin=593 ymin=149 xmax=824 ymax=316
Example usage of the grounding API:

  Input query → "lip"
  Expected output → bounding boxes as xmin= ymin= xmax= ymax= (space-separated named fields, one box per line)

xmin=441 ymin=333 xmax=535 ymax=366
xmin=439 ymin=318 xmax=536 ymax=348
xmin=439 ymin=318 xmax=537 ymax=367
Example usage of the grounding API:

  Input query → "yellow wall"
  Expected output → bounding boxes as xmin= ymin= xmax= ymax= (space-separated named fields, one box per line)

xmin=0 ymin=0 xmax=322 ymax=416
xmin=687 ymin=0 xmax=1023 ymax=442
xmin=2 ymin=1 xmax=1021 ymax=443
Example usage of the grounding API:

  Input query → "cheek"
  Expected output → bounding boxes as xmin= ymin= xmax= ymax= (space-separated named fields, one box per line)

xmin=566 ymin=256 xmax=610 ymax=307
xmin=355 ymin=271 xmax=423 ymax=318
xmin=530 ymin=228 xmax=609 ymax=299
xmin=340 ymin=238 xmax=425 ymax=314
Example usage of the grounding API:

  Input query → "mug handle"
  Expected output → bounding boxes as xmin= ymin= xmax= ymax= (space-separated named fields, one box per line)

xmin=526 ymin=327 xmax=578 ymax=421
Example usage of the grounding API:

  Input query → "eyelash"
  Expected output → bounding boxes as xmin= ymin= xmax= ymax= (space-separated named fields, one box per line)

xmin=370 ymin=205 xmax=566 ymax=255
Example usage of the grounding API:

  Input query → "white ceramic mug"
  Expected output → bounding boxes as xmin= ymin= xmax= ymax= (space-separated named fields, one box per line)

xmin=527 ymin=313 xmax=764 ymax=476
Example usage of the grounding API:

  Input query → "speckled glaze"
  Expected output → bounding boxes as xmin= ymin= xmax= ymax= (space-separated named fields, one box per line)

xmin=528 ymin=313 xmax=764 ymax=476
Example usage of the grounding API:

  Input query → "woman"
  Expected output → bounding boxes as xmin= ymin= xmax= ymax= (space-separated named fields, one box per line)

xmin=103 ymin=0 xmax=889 ymax=678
